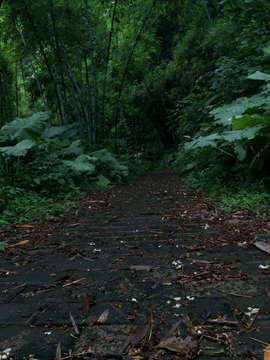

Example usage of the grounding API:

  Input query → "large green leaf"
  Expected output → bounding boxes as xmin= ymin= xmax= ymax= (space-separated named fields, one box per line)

xmin=95 ymin=174 xmax=110 ymax=187
xmin=42 ymin=125 xmax=72 ymax=138
xmin=63 ymin=155 xmax=95 ymax=173
xmin=234 ymin=140 xmax=247 ymax=161
xmin=232 ymin=114 xmax=269 ymax=130
xmin=64 ymin=139 xmax=83 ymax=155
xmin=240 ymin=124 xmax=266 ymax=139
xmin=0 ymin=139 xmax=36 ymax=156
xmin=222 ymin=131 xmax=243 ymax=142
xmin=42 ymin=124 xmax=78 ymax=140
xmin=184 ymin=133 xmax=222 ymax=149
xmin=90 ymin=149 xmax=129 ymax=173
xmin=248 ymin=71 xmax=270 ymax=82
xmin=2 ymin=112 xmax=50 ymax=142
xmin=185 ymin=124 xmax=267 ymax=154
xmin=210 ymin=95 xmax=269 ymax=125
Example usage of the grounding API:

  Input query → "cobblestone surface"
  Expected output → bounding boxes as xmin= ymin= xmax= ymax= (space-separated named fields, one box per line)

xmin=0 ymin=169 xmax=269 ymax=359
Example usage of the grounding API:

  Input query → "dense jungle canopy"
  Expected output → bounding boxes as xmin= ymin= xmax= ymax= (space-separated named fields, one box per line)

xmin=0 ymin=0 xmax=270 ymax=227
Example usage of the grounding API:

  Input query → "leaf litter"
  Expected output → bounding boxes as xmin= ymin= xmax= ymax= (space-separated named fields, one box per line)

xmin=1 ymin=169 xmax=270 ymax=359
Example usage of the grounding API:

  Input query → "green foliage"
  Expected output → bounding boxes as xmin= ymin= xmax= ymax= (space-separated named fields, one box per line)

xmin=0 ymin=239 xmax=11 ymax=252
xmin=180 ymin=69 xmax=270 ymax=183
xmin=2 ymin=111 xmax=50 ymax=142
xmin=0 ymin=185 xmax=76 ymax=230
xmin=0 ymin=53 xmax=16 ymax=124
xmin=118 ymin=153 xmax=150 ymax=178
xmin=205 ymin=183 xmax=270 ymax=216
xmin=0 ymin=139 xmax=36 ymax=157
xmin=155 ymin=150 xmax=177 ymax=169
xmin=2 ymin=0 xmax=270 ymax=218
xmin=171 ymin=90 xmax=212 ymax=140
xmin=0 ymin=110 xmax=151 ymax=228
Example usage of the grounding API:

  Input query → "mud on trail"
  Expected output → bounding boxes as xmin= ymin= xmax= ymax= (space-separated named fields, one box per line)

xmin=0 ymin=169 xmax=270 ymax=360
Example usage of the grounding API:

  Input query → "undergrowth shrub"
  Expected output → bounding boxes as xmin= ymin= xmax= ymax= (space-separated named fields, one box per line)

xmin=0 ymin=112 xmax=150 ymax=228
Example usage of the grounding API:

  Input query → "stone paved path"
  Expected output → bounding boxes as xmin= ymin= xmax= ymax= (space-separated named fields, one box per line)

xmin=0 ymin=169 xmax=269 ymax=359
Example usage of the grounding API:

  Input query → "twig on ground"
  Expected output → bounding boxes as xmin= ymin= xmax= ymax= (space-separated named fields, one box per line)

xmin=249 ymin=337 xmax=270 ymax=346
xmin=63 ymin=278 xmax=86 ymax=287
xmin=217 ymin=289 xmax=252 ymax=298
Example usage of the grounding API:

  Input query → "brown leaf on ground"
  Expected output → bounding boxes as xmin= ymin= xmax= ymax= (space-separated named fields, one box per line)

xmin=151 ymin=299 xmax=157 ymax=313
xmin=56 ymin=342 xmax=61 ymax=360
xmin=5 ymin=240 xmax=29 ymax=247
xmin=254 ymin=241 xmax=270 ymax=254
xmin=107 ymin=301 xmax=128 ymax=320
xmin=69 ymin=311 xmax=79 ymax=335
xmin=119 ymin=324 xmax=150 ymax=355
xmin=162 ymin=319 xmax=181 ymax=339
xmin=264 ymin=345 xmax=270 ymax=360
xmin=16 ymin=224 xmax=35 ymax=228
xmin=241 ymin=348 xmax=257 ymax=359
xmin=97 ymin=309 xmax=109 ymax=324
xmin=157 ymin=335 xmax=198 ymax=358
xmin=129 ymin=265 xmax=153 ymax=270
xmin=82 ymin=292 xmax=90 ymax=318
xmin=119 ymin=283 xmax=129 ymax=293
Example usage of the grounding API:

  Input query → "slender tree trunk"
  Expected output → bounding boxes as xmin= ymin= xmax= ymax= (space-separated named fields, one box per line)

xmin=71 ymin=37 xmax=92 ymax=145
xmin=15 ymin=62 xmax=18 ymax=117
xmin=45 ymin=0 xmax=68 ymax=125
xmin=204 ymin=4 xmax=212 ymax=24
xmin=10 ymin=3 xmax=27 ymax=97
xmin=16 ymin=23 xmax=52 ymax=125
xmin=101 ymin=0 xmax=118 ymax=140
xmin=114 ymin=0 xmax=157 ymax=146
xmin=62 ymin=76 xmax=69 ymax=125
xmin=19 ymin=0 xmax=61 ymax=124
xmin=85 ymin=0 xmax=96 ymax=146
xmin=48 ymin=0 xmax=92 ymax=142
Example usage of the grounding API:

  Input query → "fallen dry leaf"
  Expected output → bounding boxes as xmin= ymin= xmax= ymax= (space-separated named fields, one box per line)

xmin=97 ymin=308 xmax=109 ymax=323
xmin=254 ymin=241 xmax=270 ymax=254
xmin=56 ymin=342 xmax=61 ymax=360
xmin=119 ymin=283 xmax=129 ymax=293
xmin=264 ymin=345 xmax=270 ymax=360
xmin=16 ymin=224 xmax=35 ymax=228
xmin=5 ymin=240 xmax=29 ymax=247
xmin=82 ymin=292 xmax=90 ymax=318
xmin=129 ymin=265 xmax=157 ymax=271
xmin=69 ymin=311 xmax=79 ymax=335
xmin=162 ymin=319 xmax=181 ymax=340
xmin=157 ymin=335 xmax=198 ymax=358
xmin=108 ymin=301 xmax=128 ymax=320
xmin=119 ymin=324 xmax=150 ymax=355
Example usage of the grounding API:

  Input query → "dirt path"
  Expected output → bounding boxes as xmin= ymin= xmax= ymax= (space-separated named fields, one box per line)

xmin=0 ymin=169 xmax=269 ymax=359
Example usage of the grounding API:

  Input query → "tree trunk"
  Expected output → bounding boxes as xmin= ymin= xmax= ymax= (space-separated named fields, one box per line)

xmin=101 ymin=0 xmax=118 ymax=140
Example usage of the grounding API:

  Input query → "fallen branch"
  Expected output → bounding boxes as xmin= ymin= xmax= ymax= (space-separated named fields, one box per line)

xmin=121 ymin=251 xmax=149 ymax=257
xmin=243 ymin=307 xmax=260 ymax=330
xmin=0 ymin=269 xmax=22 ymax=275
xmin=249 ymin=337 xmax=270 ymax=346
xmin=217 ymin=289 xmax=252 ymax=298
xmin=204 ymin=335 xmax=225 ymax=343
xmin=205 ymin=320 xmax=238 ymax=326
xmin=63 ymin=278 xmax=86 ymax=287
xmin=10 ymin=283 xmax=26 ymax=291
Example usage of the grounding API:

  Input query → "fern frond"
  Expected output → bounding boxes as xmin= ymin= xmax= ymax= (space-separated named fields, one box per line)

xmin=249 ymin=142 xmax=270 ymax=170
